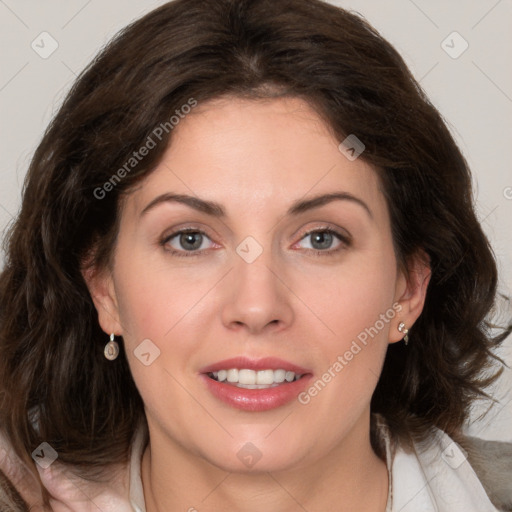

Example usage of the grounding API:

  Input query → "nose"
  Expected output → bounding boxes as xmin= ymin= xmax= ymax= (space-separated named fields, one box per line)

xmin=220 ymin=246 xmax=294 ymax=335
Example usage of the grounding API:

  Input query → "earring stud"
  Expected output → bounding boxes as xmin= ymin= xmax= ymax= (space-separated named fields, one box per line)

xmin=104 ymin=333 xmax=120 ymax=360
xmin=397 ymin=322 xmax=409 ymax=345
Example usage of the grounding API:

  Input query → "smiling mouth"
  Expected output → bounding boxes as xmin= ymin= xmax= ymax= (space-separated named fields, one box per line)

xmin=207 ymin=368 xmax=305 ymax=389
xmin=201 ymin=360 xmax=313 ymax=411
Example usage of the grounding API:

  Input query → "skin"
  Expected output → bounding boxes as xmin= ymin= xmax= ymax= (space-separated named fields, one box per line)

xmin=85 ymin=96 xmax=431 ymax=511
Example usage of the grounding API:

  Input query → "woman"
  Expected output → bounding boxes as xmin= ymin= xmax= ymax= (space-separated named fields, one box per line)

xmin=0 ymin=0 xmax=511 ymax=510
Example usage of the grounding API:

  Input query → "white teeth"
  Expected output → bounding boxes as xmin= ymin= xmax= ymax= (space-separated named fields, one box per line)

xmin=273 ymin=369 xmax=286 ymax=383
xmin=238 ymin=369 xmax=256 ymax=385
xmin=226 ymin=369 xmax=239 ymax=382
xmin=256 ymin=369 xmax=274 ymax=385
xmin=210 ymin=368 xmax=302 ymax=386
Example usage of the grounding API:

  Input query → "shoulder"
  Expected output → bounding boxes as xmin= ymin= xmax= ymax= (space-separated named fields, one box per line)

xmin=0 ymin=429 xmax=135 ymax=511
xmin=458 ymin=434 xmax=512 ymax=512
xmin=0 ymin=431 xmax=44 ymax=510
xmin=372 ymin=415 xmax=512 ymax=512
xmin=385 ymin=424 xmax=512 ymax=512
xmin=0 ymin=467 xmax=29 ymax=511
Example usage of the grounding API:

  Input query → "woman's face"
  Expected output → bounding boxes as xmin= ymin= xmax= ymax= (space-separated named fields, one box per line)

xmin=90 ymin=96 xmax=428 ymax=472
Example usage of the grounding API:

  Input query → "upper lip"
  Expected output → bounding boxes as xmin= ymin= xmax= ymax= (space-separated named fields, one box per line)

xmin=199 ymin=357 xmax=311 ymax=375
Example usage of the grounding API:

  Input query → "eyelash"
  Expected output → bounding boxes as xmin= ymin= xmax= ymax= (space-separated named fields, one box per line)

xmin=159 ymin=226 xmax=351 ymax=258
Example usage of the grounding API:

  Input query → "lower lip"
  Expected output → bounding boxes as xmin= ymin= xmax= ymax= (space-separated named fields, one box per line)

xmin=200 ymin=374 xmax=313 ymax=411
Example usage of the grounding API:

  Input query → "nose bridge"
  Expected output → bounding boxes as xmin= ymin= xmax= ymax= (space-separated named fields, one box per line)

xmin=220 ymin=234 xmax=293 ymax=333
xmin=233 ymin=235 xmax=280 ymax=306
xmin=235 ymin=241 xmax=275 ymax=294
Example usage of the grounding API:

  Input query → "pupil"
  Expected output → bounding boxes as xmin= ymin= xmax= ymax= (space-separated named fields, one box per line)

xmin=311 ymin=232 xmax=332 ymax=250
xmin=180 ymin=232 xmax=202 ymax=250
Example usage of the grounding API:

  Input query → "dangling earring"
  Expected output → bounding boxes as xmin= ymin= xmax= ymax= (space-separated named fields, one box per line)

xmin=104 ymin=333 xmax=120 ymax=360
xmin=397 ymin=322 xmax=409 ymax=345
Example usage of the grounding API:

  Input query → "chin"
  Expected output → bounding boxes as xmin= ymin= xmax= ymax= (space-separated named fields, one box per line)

xmin=195 ymin=434 xmax=309 ymax=474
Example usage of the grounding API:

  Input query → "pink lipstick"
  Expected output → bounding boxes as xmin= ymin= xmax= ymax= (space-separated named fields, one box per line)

xmin=199 ymin=357 xmax=313 ymax=411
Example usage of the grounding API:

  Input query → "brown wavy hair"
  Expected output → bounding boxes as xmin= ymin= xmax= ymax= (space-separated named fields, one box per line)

xmin=0 ymin=0 xmax=510 ymax=500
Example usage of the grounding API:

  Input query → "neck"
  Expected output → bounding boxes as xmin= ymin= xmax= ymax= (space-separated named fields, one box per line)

xmin=141 ymin=412 xmax=389 ymax=512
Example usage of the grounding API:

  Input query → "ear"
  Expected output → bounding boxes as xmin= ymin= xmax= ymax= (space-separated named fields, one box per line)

xmin=389 ymin=249 xmax=431 ymax=343
xmin=81 ymin=258 xmax=124 ymax=337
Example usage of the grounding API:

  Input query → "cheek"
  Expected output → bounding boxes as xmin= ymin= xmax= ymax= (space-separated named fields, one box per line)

xmin=296 ymin=245 xmax=397 ymax=409
xmin=113 ymin=260 xmax=203 ymax=428
xmin=310 ymin=248 xmax=398 ymax=346
xmin=112 ymin=248 xmax=215 ymax=401
xmin=113 ymin=246 xmax=209 ymax=341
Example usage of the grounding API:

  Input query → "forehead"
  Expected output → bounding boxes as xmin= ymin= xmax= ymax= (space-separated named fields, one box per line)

xmin=124 ymin=96 xmax=387 ymax=222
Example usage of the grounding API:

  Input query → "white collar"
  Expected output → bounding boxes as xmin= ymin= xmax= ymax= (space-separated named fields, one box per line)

xmin=377 ymin=417 xmax=499 ymax=511
xmin=129 ymin=423 xmax=146 ymax=512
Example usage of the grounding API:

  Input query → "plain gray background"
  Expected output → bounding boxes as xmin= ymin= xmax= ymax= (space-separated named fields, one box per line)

xmin=1 ymin=0 xmax=511 ymax=440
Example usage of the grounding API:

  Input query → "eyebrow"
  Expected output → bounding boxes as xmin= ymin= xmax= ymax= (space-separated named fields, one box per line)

xmin=140 ymin=191 xmax=373 ymax=219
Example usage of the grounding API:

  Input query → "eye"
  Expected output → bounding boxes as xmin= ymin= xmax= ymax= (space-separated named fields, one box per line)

xmin=295 ymin=228 xmax=350 ymax=255
xmin=160 ymin=229 xmax=215 ymax=256
xmin=160 ymin=226 xmax=350 ymax=257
